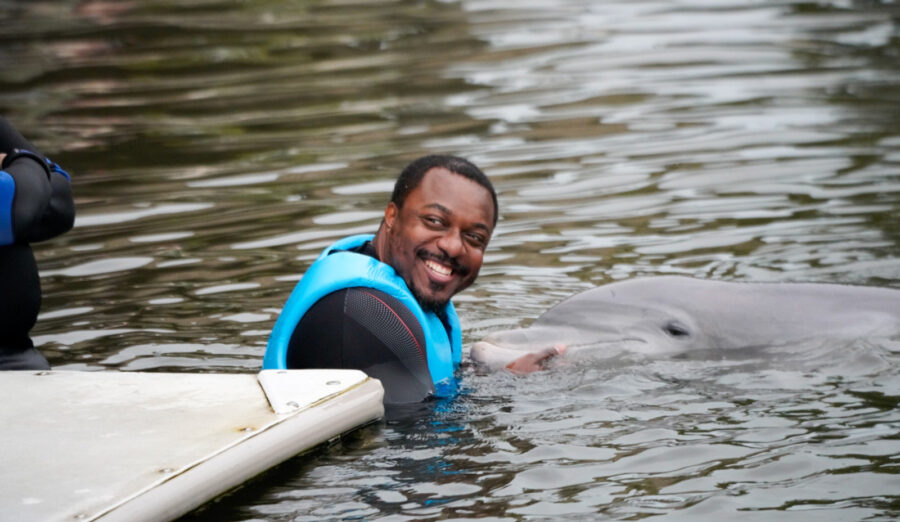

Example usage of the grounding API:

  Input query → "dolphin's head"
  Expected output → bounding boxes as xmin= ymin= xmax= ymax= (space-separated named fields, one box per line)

xmin=470 ymin=276 xmax=900 ymax=371
xmin=470 ymin=289 xmax=705 ymax=370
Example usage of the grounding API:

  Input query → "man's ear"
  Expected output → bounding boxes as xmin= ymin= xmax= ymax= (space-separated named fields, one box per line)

xmin=383 ymin=202 xmax=398 ymax=229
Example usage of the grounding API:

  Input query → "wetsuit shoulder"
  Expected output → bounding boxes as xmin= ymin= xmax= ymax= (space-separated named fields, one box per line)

xmin=0 ymin=117 xmax=74 ymax=244
xmin=286 ymin=286 xmax=435 ymax=404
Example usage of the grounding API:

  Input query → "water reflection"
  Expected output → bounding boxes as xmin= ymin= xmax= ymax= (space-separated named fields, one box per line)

xmin=1 ymin=0 xmax=898 ymax=519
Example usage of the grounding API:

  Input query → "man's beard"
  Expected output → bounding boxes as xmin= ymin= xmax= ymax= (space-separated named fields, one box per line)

xmin=409 ymin=248 xmax=467 ymax=313
xmin=410 ymin=281 xmax=448 ymax=313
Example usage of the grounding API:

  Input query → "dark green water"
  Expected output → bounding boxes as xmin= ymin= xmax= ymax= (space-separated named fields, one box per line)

xmin=1 ymin=0 xmax=898 ymax=519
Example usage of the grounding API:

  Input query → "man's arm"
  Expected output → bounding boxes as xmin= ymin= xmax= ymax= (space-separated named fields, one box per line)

xmin=286 ymin=287 xmax=436 ymax=404
xmin=0 ymin=117 xmax=75 ymax=245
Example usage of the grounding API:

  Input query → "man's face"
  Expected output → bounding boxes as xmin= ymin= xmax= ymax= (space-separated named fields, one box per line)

xmin=380 ymin=167 xmax=495 ymax=312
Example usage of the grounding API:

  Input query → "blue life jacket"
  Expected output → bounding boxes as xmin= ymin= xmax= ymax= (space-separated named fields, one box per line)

xmin=263 ymin=234 xmax=462 ymax=395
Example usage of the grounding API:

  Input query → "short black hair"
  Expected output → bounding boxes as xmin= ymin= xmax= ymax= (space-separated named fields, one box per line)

xmin=391 ymin=155 xmax=498 ymax=227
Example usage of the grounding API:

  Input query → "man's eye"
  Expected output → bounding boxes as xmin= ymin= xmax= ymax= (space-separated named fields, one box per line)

xmin=465 ymin=233 xmax=487 ymax=247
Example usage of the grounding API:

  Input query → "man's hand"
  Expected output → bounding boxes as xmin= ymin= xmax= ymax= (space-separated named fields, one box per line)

xmin=504 ymin=345 xmax=566 ymax=375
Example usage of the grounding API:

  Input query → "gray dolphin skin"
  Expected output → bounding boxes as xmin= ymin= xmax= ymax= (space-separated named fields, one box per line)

xmin=470 ymin=276 xmax=900 ymax=370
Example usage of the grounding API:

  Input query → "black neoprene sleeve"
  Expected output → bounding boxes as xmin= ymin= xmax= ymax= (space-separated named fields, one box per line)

xmin=0 ymin=116 xmax=75 ymax=243
xmin=0 ymin=116 xmax=38 ymax=152
xmin=286 ymin=287 xmax=436 ymax=404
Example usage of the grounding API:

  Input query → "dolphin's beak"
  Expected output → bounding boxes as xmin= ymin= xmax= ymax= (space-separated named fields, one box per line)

xmin=470 ymin=341 xmax=529 ymax=370
xmin=472 ymin=325 xmax=574 ymax=370
xmin=471 ymin=340 xmax=568 ymax=372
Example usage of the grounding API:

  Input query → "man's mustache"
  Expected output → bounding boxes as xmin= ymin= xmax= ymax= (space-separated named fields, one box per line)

xmin=417 ymin=248 xmax=469 ymax=277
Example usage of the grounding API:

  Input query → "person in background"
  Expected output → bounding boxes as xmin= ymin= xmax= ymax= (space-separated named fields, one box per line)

xmin=264 ymin=155 xmax=556 ymax=404
xmin=0 ymin=116 xmax=75 ymax=370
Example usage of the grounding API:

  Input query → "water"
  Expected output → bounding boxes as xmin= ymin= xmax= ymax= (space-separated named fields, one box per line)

xmin=1 ymin=0 xmax=898 ymax=519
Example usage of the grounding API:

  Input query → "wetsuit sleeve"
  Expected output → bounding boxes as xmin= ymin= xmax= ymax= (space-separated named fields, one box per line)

xmin=0 ymin=117 xmax=75 ymax=245
xmin=286 ymin=287 xmax=435 ymax=404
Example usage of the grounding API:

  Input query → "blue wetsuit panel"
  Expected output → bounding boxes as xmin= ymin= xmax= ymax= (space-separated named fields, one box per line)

xmin=0 ymin=171 xmax=15 ymax=245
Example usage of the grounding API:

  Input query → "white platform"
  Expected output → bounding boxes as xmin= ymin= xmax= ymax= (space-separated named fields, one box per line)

xmin=0 ymin=369 xmax=384 ymax=521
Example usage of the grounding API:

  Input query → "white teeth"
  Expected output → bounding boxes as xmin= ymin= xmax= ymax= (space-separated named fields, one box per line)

xmin=425 ymin=259 xmax=452 ymax=276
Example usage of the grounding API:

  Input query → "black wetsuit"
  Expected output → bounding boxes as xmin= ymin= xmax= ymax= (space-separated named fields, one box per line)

xmin=0 ymin=117 xmax=75 ymax=370
xmin=286 ymin=241 xmax=442 ymax=404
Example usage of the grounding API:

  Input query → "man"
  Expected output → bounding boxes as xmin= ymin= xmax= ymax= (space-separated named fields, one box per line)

xmin=264 ymin=155 xmax=555 ymax=404
xmin=0 ymin=116 xmax=75 ymax=370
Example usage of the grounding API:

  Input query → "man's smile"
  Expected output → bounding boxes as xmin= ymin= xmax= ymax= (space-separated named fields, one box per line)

xmin=418 ymin=250 xmax=468 ymax=286
xmin=424 ymin=258 xmax=452 ymax=278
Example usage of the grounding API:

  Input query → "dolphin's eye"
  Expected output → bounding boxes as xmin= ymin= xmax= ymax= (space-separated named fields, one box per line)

xmin=664 ymin=321 xmax=690 ymax=338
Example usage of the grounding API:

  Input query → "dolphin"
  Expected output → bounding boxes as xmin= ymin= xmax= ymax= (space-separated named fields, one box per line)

xmin=470 ymin=276 xmax=900 ymax=370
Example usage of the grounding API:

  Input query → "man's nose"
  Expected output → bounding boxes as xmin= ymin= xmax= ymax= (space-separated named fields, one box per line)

xmin=436 ymin=230 xmax=464 ymax=257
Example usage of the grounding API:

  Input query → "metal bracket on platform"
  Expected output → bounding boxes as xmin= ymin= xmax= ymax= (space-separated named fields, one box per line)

xmin=257 ymin=369 xmax=371 ymax=414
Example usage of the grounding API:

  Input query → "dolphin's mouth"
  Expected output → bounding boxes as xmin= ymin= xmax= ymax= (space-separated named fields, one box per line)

xmin=469 ymin=341 xmax=526 ymax=370
xmin=470 ymin=337 xmax=650 ymax=370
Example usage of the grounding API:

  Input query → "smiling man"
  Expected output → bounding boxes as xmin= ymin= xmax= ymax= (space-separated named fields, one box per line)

xmin=263 ymin=155 xmax=499 ymax=403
